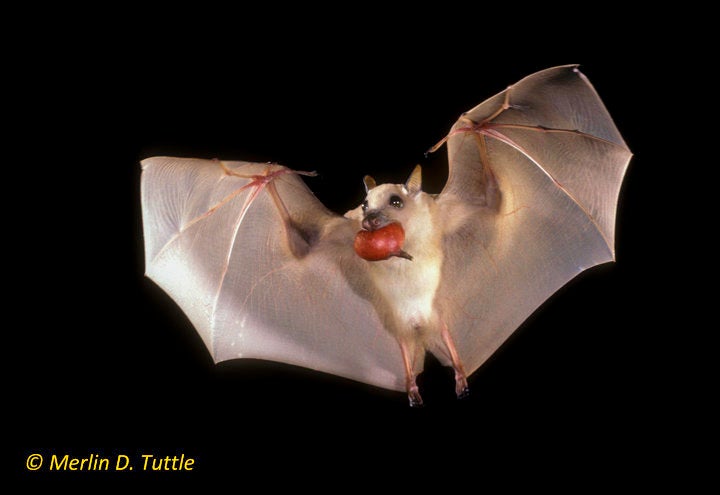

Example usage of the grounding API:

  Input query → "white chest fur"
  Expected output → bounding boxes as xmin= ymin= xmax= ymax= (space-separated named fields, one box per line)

xmin=369 ymin=250 xmax=442 ymax=335
xmin=350 ymin=182 xmax=444 ymax=336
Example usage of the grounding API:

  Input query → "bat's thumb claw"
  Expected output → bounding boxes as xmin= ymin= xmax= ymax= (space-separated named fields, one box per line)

xmin=294 ymin=169 xmax=318 ymax=177
xmin=427 ymin=135 xmax=450 ymax=154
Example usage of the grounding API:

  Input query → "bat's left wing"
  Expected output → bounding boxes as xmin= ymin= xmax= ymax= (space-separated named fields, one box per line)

xmin=141 ymin=157 xmax=405 ymax=391
xmin=432 ymin=65 xmax=632 ymax=375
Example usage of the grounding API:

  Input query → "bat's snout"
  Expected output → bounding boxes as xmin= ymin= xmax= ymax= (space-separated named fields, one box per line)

xmin=362 ymin=211 xmax=391 ymax=232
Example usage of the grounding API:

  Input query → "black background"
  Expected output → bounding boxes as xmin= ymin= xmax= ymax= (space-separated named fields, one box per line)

xmin=7 ymin=9 xmax=701 ymax=488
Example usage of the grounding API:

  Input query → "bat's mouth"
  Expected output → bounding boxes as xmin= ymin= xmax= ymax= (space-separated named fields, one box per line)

xmin=361 ymin=211 xmax=392 ymax=232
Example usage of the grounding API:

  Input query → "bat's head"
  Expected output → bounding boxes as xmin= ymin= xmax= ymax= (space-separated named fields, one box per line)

xmin=358 ymin=165 xmax=435 ymax=239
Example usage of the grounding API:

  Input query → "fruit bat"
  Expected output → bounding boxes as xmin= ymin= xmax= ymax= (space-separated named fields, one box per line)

xmin=141 ymin=65 xmax=631 ymax=406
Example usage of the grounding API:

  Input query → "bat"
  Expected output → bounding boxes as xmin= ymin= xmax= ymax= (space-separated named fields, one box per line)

xmin=141 ymin=65 xmax=631 ymax=406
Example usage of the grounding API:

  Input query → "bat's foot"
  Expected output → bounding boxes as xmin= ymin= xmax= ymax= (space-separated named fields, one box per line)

xmin=441 ymin=323 xmax=471 ymax=401
xmin=457 ymin=386 xmax=470 ymax=400
xmin=454 ymin=370 xmax=469 ymax=400
xmin=408 ymin=386 xmax=424 ymax=408
xmin=398 ymin=339 xmax=424 ymax=407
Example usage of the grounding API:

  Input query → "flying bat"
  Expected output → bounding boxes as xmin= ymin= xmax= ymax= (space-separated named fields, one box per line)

xmin=141 ymin=65 xmax=631 ymax=406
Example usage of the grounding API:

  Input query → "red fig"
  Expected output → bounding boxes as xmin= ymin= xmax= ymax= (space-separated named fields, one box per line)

xmin=354 ymin=222 xmax=412 ymax=261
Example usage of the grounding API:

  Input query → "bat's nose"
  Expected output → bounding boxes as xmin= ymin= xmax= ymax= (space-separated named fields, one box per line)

xmin=362 ymin=211 xmax=388 ymax=232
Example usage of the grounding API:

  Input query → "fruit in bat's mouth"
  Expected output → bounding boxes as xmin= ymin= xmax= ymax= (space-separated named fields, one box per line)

xmin=354 ymin=222 xmax=413 ymax=261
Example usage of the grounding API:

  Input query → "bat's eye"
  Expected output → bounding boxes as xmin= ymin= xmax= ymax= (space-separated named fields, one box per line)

xmin=362 ymin=200 xmax=369 ymax=212
xmin=389 ymin=195 xmax=404 ymax=209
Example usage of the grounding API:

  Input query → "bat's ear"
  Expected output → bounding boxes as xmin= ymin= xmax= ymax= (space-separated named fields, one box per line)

xmin=363 ymin=175 xmax=377 ymax=193
xmin=405 ymin=165 xmax=422 ymax=195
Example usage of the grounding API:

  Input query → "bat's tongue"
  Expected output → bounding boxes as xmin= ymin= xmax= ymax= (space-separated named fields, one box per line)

xmin=354 ymin=222 xmax=412 ymax=262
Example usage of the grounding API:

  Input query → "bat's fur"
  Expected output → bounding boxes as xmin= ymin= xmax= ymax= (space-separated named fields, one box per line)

xmin=345 ymin=167 xmax=463 ymax=406
xmin=361 ymin=170 xmax=442 ymax=338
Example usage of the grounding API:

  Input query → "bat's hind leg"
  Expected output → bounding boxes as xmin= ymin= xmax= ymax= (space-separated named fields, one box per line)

xmin=441 ymin=323 xmax=470 ymax=399
xmin=398 ymin=340 xmax=423 ymax=408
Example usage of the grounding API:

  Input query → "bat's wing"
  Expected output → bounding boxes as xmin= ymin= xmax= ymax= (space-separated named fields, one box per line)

xmin=141 ymin=158 xmax=405 ymax=391
xmin=433 ymin=65 xmax=632 ymax=374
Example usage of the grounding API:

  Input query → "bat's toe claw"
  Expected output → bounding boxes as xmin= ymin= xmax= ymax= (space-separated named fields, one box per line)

xmin=454 ymin=370 xmax=469 ymax=400
xmin=457 ymin=386 xmax=470 ymax=400
xmin=407 ymin=386 xmax=424 ymax=408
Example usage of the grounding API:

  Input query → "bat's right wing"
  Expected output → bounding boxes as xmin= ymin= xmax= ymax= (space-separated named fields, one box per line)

xmin=141 ymin=157 xmax=405 ymax=391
